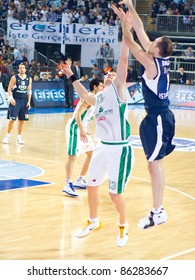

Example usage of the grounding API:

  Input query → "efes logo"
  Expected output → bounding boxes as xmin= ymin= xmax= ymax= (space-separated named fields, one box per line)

xmin=129 ymin=135 xmax=195 ymax=152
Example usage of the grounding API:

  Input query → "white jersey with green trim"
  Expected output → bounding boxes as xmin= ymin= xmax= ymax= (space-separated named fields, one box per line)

xmin=72 ymin=100 xmax=95 ymax=130
xmin=95 ymin=83 xmax=130 ymax=141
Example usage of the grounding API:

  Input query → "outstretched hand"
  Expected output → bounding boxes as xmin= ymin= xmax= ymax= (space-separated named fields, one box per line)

xmin=111 ymin=5 xmax=132 ymax=30
xmin=111 ymin=5 xmax=125 ymax=22
xmin=57 ymin=63 xmax=73 ymax=78
xmin=118 ymin=0 xmax=133 ymax=7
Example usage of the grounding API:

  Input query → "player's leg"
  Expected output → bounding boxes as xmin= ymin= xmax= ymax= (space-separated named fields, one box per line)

xmin=74 ymin=150 xmax=93 ymax=189
xmin=2 ymin=102 xmax=19 ymax=144
xmin=138 ymin=115 xmax=167 ymax=229
xmin=76 ymin=143 xmax=106 ymax=238
xmin=62 ymin=119 xmax=79 ymax=197
xmin=17 ymin=99 xmax=29 ymax=144
xmin=63 ymin=155 xmax=78 ymax=197
xmin=108 ymin=143 xmax=133 ymax=247
xmin=2 ymin=120 xmax=15 ymax=144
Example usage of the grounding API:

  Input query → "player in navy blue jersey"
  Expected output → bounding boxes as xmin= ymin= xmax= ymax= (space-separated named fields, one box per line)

xmin=2 ymin=64 xmax=32 ymax=145
xmin=112 ymin=1 xmax=175 ymax=229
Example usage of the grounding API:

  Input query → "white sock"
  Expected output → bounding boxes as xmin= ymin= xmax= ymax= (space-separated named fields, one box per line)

xmin=78 ymin=176 xmax=84 ymax=180
xmin=6 ymin=133 xmax=10 ymax=137
xmin=66 ymin=179 xmax=72 ymax=183
xmin=119 ymin=222 xmax=128 ymax=227
xmin=17 ymin=135 xmax=22 ymax=139
xmin=90 ymin=217 xmax=98 ymax=223
xmin=152 ymin=207 xmax=161 ymax=214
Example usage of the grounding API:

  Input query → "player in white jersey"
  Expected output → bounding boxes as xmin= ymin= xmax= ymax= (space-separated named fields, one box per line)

xmin=113 ymin=1 xmax=175 ymax=229
xmin=62 ymin=30 xmax=134 ymax=247
xmin=62 ymin=78 xmax=103 ymax=197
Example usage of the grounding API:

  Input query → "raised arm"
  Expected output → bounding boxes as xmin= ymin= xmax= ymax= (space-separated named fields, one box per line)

xmin=112 ymin=6 xmax=156 ymax=78
xmin=114 ymin=38 xmax=129 ymax=84
xmin=112 ymin=11 xmax=131 ymax=101
xmin=61 ymin=65 xmax=96 ymax=106
xmin=119 ymin=0 xmax=151 ymax=52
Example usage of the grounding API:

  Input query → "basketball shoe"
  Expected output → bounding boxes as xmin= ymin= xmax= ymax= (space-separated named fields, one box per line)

xmin=76 ymin=219 xmax=102 ymax=238
xmin=137 ymin=208 xmax=167 ymax=230
xmin=116 ymin=223 xmax=129 ymax=247
xmin=74 ymin=177 xmax=86 ymax=189
xmin=2 ymin=134 xmax=10 ymax=144
xmin=17 ymin=137 xmax=24 ymax=145
xmin=62 ymin=182 xmax=78 ymax=197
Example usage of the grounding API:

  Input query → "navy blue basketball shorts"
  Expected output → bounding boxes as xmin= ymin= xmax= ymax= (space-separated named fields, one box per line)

xmin=139 ymin=110 xmax=175 ymax=161
xmin=7 ymin=99 xmax=29 ymax=121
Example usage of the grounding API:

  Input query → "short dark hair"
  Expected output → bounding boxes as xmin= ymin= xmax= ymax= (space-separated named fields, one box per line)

xmin=18 ymin=63 xmax=25 ymax=68
xmin=157 ymin=36 xmax=173 ymax=57
xmin=89 ymin=77 xmax=102 ymax=92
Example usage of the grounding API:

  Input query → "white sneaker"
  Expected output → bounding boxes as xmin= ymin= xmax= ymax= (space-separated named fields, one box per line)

xmin=17 ymin=137 xmax=24 ymax=145
xmin=62 ymin=182 xmax=78 ymax=197
xmin=74 ymin=178 xmax=86 ymax=189
xmin=137 ymin=209 xmax=167 ymax=230
xmin=116 ymin=224 xmax=129 ymax=247
xmin=2 ymin=135 xmax=10 ymax=144
xmin=76 ymin=219 xmax=102 ymax=238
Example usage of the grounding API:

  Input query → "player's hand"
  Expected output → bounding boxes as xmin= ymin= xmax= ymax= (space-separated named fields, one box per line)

xmin=118 ymin=0 xmax=133 ymax=8
xmin=80 ymin=130 xmax=88 ymax=143
xmin=111 ymin=5 xmax=132 ymax=29
xmin=10 ymin=98 xmax=16 ymax=106
xmin=59 ymin=63 xmax=73 ymax=78
xmin=26 ymin=102 xmax=31 ymax=110
xmin=111 ymin=5 xmax=126 ymax=22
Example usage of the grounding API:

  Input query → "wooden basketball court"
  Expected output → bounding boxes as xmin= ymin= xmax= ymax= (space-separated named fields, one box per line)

xmin=0 ymin=106 xmax=194 ymax=260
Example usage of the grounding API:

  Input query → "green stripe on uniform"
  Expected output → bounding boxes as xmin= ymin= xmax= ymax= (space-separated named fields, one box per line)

xmin=118 ymin=145 xmax=132 ymax=193
xmin=118 ymin=146 xmax=127 ymax=193
xmin=72 ymin=123 xmax=78 ymax=154
xmin=112 ymin=84 xmax=129 ymax=140
xmin=124 ymin=145 xmax=132 ymax=185
xmin=119 ymin=103 xmax=126 ymax=140
xmin=68 ymin=119 xmax=78 ymax=155
xmin=101 ymin=140 xmax=129 ymax=145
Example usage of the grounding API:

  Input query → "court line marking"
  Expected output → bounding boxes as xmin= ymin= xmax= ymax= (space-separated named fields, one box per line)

xmin=160 ymin=248 xmax=195 ymax=260
xmin=0 ymin=156 xmax=194 ymax=260
xmin=0 ymin=155 xmax=194 ymax=200
xmin=132 ymin=175 xmax=195 ymax=260
xmin=132 ymin=176 xmax=195 ymax=200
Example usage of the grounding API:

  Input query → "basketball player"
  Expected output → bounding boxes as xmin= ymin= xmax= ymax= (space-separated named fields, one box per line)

xmin=62 ymin=78 xmax=103 ymax=197
xmin=2 ymin=63 xmax=32 ymax=145
xmin=112 ymin=1 xmax=175 ymax=229
xmin=62 ymin=34 xmax=134 ymax=247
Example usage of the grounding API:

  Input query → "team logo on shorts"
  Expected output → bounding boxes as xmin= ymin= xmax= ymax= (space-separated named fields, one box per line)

xmin=128 ymin=135 xmax=195 ymax=152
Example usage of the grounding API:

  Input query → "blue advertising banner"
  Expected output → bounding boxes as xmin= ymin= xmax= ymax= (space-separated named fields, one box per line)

xmin=31 ymin=81 xmax=87 ymax=108
xmin=32 ymin=82 xmax=195 ymax=108
xmin=31 ymin=81 xmax=145 ymax=108
xmin=169 ymin=84 xmax=195 ymax=108
xmin=32 ymin=81 xmax=65 ymax=108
